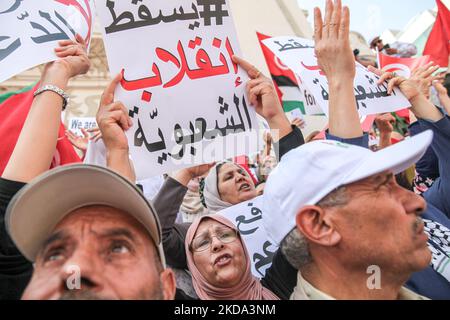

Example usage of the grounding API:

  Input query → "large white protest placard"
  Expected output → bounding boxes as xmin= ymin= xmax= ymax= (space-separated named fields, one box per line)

xmin=262 ymin=36 xmax=411 ymax=117
xmin=95 ymin=0 xmax=259 ymax=179
xmin=218 ymin=196 xmax=278 ymax=278
xmin=0 ymin=0 xmax=94 ymax=83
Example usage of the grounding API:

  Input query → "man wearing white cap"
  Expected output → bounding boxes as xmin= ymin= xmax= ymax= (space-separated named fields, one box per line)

xmin=261 ymin=0 xmax=450 ymax=300
xmin=264 ymin=132 xmax=433 ymax=300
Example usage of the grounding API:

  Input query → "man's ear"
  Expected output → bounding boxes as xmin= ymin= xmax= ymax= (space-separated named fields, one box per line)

xmin=295 ymin=205 xmax=341 ymax=247
xmin=160 ymin=268 xmax=176 ymax=300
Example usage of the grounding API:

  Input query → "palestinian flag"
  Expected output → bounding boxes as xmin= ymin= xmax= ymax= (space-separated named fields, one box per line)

xmin=0 ymin=83 xmax=81 ymax=175
xmin=257 ymin=32 xmax=306 ymax=114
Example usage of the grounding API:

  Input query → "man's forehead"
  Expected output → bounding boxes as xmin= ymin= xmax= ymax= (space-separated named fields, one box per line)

xmin=349 ymin=171 xmax=394 ymax=188
xmin=53 ymin=205 xmax=146 ymax=235
xmin=60 ymin=205 xmax=131 ymax=222
xmin=39 ymin=205 xmax=155 ymax=253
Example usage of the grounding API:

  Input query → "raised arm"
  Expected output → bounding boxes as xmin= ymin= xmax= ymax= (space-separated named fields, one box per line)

xmin=370 ymin=63 xmax=444 ymax=122
xmin=95 ymin=73 xmax=135 ymax=182
xmin=374 ymin=113 xmax=396 ymax=149
xmin=232 ymin=56 xmax=293 ymax=141
xmin=2 ymin=35 xmax=90 ymax=182
xmin=152 ymin=164 xmax=213 ymax=269
xmin=433 ymin=80 xmax=450 ymax=115
xmin=232 ymin=56 xmax=305 ymax=158
xmin=315 ymin=0 xmax=363 ymax=139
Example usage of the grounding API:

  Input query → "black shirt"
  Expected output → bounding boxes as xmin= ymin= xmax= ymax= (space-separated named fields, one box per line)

xmin=0 ymin=178 xmax=32 ymax=300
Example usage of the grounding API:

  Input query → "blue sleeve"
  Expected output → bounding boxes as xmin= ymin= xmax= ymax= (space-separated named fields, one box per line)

xmin=421 ymin=116 xmax=450 ymax=218
xmin=409 ymin=122 xmax=440 ymax=180
xmin=326 ymin=133 xmax=369 ymax=149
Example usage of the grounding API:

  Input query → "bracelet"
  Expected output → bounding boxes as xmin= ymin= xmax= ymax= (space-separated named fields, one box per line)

xmin=34 ymin=85 xmax=69 ymax=110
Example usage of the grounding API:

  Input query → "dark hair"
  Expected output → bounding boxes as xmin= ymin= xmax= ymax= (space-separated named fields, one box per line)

xmin=395 ymin=172 xmax=413 ymax=191
xmin=444 ymin=74 xmax=450 ymax=98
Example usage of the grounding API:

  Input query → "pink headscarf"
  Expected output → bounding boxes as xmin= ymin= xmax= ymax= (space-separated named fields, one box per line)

xmin=185 ymin=215 xmax=279 ymax=300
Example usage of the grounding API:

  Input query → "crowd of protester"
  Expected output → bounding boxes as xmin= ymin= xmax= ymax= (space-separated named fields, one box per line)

xmin=1 ymin=0 xmax=450 ymax=300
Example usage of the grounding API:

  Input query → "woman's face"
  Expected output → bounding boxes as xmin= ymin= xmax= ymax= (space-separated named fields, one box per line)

xmin=191 ymin=220 xmax=246 ymax=288
xmin=217 ymin=163 xmax=257 ymax=204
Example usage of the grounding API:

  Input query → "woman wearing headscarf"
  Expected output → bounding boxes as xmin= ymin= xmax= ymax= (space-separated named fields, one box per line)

xmin=153 ymin=56 xmax=305 ymax=299
xmin=185 ymin=215 xmax=279 ymax=300
xmin=200 ymin=160 xmax=258 ymax=214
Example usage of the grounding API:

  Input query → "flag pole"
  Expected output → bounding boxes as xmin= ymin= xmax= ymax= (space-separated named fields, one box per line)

xmin=376 ymin=47 xmax=381 ymax=69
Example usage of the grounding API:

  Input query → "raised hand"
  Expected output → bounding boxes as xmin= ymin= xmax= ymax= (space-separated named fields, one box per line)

xmin=433 ymin=80 xmax=449 ymax=97
xmin=410 ymin=62 xmax=441 ymax=99
xmin=375 ymin=113 xmax=395 ymax=134
xmin=97 ymin=73 xmax=133 ymax=152
xmin=291 ymin=118 xmax=306 ymax=129
xmin=65 ymin=128 xmax=89 ymax=153
xmin=314 ymin=0 xmax=362 ymax=139
xmin=87 ymin=127 xmax=102 ymax=142
xmin=433 ymin=80 xmax=450 ymax=114
xmin=368 ymin=65 xmax=443 ymax=121
xmin=314 ymin=0 xmax=354 ymax=84
xmin=368 ymin=62 xmax=440 ymax=101
xmin=232 ymin=55 xmax=292 ymax=141
xmin=42 ymin=34 xmax=91 ymax=86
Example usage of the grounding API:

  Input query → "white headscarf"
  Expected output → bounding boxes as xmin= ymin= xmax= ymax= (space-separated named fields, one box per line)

xmin=202 ymin=161 xmax=233 ymax=214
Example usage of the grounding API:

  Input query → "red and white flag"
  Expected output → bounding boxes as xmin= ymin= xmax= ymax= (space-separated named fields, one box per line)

xmin=0 ymin=83 xmax=81 ymax=175
xmin=379 ymin=53 xmax=431 ymax=78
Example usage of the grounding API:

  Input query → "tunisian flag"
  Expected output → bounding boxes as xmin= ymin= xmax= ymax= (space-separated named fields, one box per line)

xmin=0 ymin=83 xmax=81 ymax=175
xmin=378 ymin=53 xmax=431 ymax=123
xmin=379 ymin=53 xmax=431 ymax=78
xmin=423 ymin=0 xmax=450 ymax=67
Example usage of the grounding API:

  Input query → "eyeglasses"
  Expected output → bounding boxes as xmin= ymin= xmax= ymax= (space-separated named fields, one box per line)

xmin=190 ymin=228 xmax=239 ymax=252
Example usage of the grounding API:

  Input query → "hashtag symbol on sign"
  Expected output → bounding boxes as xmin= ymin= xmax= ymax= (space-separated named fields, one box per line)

xmin=196 ymin=0 xmax=229 ymax=26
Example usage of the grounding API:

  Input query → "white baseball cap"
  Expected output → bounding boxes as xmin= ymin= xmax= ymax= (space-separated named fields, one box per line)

xmin=6 ymin=164 xmax=166 ymax=267
xmin=262 ymin=130 xmax=434 ymax=246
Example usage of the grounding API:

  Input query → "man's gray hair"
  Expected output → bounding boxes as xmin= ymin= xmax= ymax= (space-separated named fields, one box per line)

xmin=280 ymin=186 xmax=349 ymax=270
xmin=281 ymin=227 xmax=312 ymax=270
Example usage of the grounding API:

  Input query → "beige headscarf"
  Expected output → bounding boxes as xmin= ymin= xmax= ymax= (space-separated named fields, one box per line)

xmin=185 ymin=215 xmax=280 ymax=300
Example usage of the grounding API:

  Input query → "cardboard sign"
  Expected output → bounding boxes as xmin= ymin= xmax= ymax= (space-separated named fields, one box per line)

xmin=96 ymin=0 xmax=259 ymax=178
xmin=0 ymin=0 xmax=94 ymax=83
xmin=218 ymin=196 xmax=278 ymax=278
xmin=263 ymin=36 xmax=411 ymax=117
